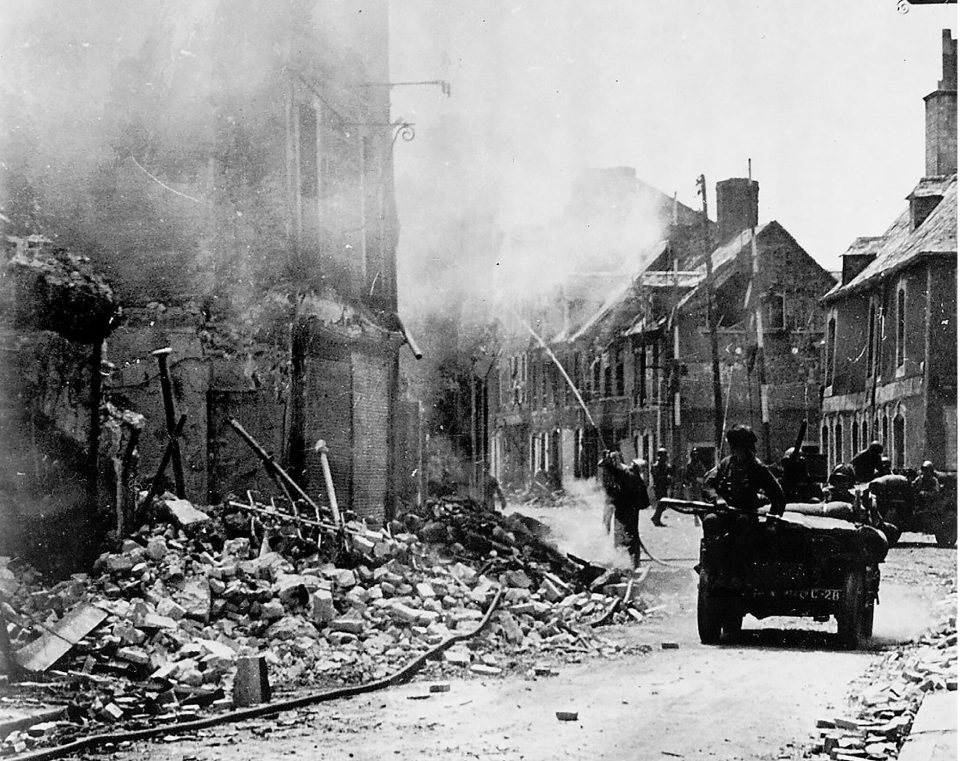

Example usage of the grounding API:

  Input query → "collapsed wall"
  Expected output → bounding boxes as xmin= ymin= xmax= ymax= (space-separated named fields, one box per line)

xmin=0 ymin=242 xmax=123 ymax=571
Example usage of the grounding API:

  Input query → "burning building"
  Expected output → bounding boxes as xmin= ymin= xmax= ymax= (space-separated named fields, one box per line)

xmin=1 ymin=1 xmax=415 ymax=561
xmin=820 ymin=30 xmax=957 ymax=472
xmin=489 ymin=167 xmax=835 ymax=491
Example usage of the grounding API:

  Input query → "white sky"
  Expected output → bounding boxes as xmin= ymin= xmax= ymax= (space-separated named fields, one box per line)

xmin=390 ymin=1 xmax=957 ymax=273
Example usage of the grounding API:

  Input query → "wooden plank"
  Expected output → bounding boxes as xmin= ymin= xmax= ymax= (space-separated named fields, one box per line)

xmin=14 ymin=604 xmax=108 ymax=672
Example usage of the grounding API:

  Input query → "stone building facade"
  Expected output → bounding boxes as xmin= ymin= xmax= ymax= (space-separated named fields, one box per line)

xmin=490 ymin=171 xmax=835 ymax=490
xmin=820 ymin=30 xmax=957 ymax=473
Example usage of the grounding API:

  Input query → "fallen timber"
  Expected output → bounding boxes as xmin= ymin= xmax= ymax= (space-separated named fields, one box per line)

xmin=227 ymin=417 xmax=336 ymax=528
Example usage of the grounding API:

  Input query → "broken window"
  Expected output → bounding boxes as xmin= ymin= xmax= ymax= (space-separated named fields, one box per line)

xmin=896 ymin=287 xmax=906 ymax=368
xmin=636 ymin=343 xmax=647 ymax=406
xmin=834 ymin=418 xmax=844 ymax=465
xmin=573 ymin=428 xmax=582 ymax=478
xmin=592 ymin=358 xmax=601 ymax=398
xmin=866 ymin=302 xmax=877 ymax=379
xmin=603 ymin=354 xmax=612 ymax=399
xmin=521 ymin=354 xmax=527 ymax=405
xmin=530 ymin=357 xmax=539 ymax=407
xmin=615 ymin=349 xmax=625 ymax=396
xmin=826 ymin=316 xmax=836 ymax=386
xmin=652 ymin=341 xmax=660 ymax=400
xmin=541 ymin=358 xmax=548 ymax=406
xmin=893 ymin=410 xmax=905 ymax=468
xmin=765 ymin=292 xmax=786 ymax=330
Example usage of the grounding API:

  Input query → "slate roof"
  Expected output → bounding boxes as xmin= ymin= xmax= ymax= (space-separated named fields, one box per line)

xmin=674 ymin=221 xmax=784 ymax=310
xmin=824 ymin=175 xmax=957 ymax=302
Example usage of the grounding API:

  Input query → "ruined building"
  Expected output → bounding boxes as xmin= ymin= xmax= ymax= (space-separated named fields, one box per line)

xmin=1 ymin=2 xmax=413 ymax=563
xmin=820 ymin=29 xmax=957 ymax=472
xmin=489 ymin=168 xmax=835 ymax=490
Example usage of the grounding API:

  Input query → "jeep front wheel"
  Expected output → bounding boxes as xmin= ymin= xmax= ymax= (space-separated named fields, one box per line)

xmin=836 ymin=569 xmax=865 ymax=650
xmin=697 ymin=570 xmax=722 ymax=645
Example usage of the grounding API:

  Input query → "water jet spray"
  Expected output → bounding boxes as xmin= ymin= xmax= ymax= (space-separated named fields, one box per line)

xmin=501 ymin=306 xmax=608 ymax=450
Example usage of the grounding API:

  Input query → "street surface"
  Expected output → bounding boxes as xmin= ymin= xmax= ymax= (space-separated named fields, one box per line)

xmin=101 ymin=506 xmax=956 ymax=761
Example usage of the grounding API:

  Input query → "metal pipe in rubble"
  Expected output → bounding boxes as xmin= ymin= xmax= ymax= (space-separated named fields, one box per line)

xmin=503 ymin=307 xmax=607 ymax=450
xmin=313 ymin=439 xmax=343 ymax=528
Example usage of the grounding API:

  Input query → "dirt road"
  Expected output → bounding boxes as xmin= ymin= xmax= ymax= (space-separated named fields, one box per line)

xmin=102 ymin=511 xmax=956 ymax=761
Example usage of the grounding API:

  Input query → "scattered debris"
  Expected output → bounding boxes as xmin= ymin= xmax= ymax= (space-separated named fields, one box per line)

xmin=13 ymin=604 xmax=108 ymax=672
xmin=555 ymin=711 xmax=578 ymax=722
xmin=0 ymin=495 xmax=653 ymax=754
xmin=807 ymin=609 xmax=957 ymax=761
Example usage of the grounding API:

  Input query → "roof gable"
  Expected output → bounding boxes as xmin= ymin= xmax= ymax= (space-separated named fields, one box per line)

xmin=824 ymin=175 xmax=957 ymax=301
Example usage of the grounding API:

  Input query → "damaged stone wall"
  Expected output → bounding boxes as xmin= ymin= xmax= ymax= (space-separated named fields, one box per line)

xmin=99 ymin=293 xmax=403 ymax=524
xmin=0 ymin=245 xmax=126 ymax=570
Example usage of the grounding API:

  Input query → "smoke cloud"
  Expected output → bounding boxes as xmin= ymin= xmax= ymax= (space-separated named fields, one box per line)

xmin=510 ymin=481 xmax=635 ymax=570
xmin=390 ymin=2 xmax=674 ymax=327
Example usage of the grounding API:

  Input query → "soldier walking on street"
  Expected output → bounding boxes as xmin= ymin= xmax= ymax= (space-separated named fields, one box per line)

xmin=650 ymin=448 xmax=674 ymax=526
xmin=600 ymin=450 xmax=649 ymax=566
xmin=483 ymin=468 xmax=507 ymax=512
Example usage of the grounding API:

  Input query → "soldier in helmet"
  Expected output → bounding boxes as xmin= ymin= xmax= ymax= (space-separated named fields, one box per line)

xmin=913 ymin=460 xmax=941 ymax=504
xmin=649 ymin=447 xmax=674 ymax=526
xmin=704 ymin=425 xmax=786 ymax=517
xmin=599 ymin=450 xmax=649 ymax=567
xmin=780 ymin=447 xmax=822 ymax=503
xmin=823 ymin=463 xmax=857 ymax=504
xmin=851 ymin=441 xmax=885 ymax=483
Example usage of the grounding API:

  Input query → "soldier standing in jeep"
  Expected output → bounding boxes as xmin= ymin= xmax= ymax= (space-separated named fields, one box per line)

xmin=704 ymin=425 xmax=786 ymax=517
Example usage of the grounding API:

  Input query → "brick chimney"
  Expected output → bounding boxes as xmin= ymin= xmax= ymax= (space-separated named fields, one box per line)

xmin=715 ymin=178 xmax=759 ymax=243
xmin=924 ymin=29 xmax=957 ymax=177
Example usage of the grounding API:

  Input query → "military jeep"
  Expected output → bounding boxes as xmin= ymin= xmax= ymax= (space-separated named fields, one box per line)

xmin=659 ymin=499 xmax=888 ymax=650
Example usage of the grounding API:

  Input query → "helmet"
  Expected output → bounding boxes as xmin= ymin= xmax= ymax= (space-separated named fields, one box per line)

xmin=829 ymin=463 xmax=855 ymax=489
xmin=869 ymin=441 xmax=884 ymax=454
xmin=726 ymin=425 xmax=757 ymax=451
xmin=921 ymin=460 xmax=935 ymax=472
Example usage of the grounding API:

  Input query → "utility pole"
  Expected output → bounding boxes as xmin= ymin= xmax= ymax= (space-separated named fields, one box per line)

xmin=747 ymin=160 xmax=773 ymax=462
xmin=697 ymin=174 xmax=725 ymax=462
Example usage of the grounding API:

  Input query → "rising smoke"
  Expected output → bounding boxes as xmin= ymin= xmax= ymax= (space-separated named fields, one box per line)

xmin=1 ymin=0 xmax=387 ymax=309
xmin=390 ymin=2 xmax=674 ymax=325
xmin=512 ymin=480 xmax=635 ymax=570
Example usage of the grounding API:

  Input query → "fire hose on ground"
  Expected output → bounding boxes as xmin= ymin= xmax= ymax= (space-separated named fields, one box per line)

xmin=10 ymin=588 xmax=504 ymax=761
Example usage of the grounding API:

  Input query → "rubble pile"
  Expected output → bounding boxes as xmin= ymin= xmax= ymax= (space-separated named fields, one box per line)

xmin=0 ymin=495 xmax=650 ymax=754
xmin=808 ymin=610 xmax=957 ymax=761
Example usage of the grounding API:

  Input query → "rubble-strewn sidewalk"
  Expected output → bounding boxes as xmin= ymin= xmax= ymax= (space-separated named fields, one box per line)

xmin=807 ymin=600 xmax=957 ymax=761
xmin=0 ymin=495 xmax=652 ymax=756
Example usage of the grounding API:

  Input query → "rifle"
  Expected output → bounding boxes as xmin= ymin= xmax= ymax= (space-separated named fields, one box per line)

xmin=789 ymin=421 xmax=808 ymax=460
